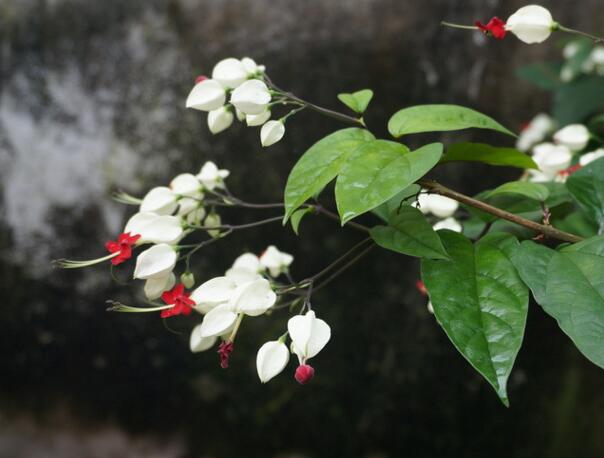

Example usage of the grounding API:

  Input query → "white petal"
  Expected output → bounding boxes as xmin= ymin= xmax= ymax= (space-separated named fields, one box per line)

xmin=137 ymin=215 xmax=184 ymax=245
xmin=433 ymin=217 xmax=462 ymax=233
xmin=144 ymin=272 xmax=176 ymax=300
xmin=553 ymin=124 xmax=590 ymax=151
xmin=190 ymin=324 xmax=218 ymax=352
xmin=225 ymin=267 xmax=263 ymax=286
xmin=256 ymin=341 xmax=289 ymax=383
xmin=133 ymin=244 xmax=177 ymax=280
xmin=124 ymin=212 xmax=158 ymax=238
xmin=259 ymin=245 xmax=293 ymax=277
xmin=196 ymin=161 xmax=230 ymax=190
xmin=246 ymin=109 xmax=271 ymax=127
xmin=424 ymin=194 xmax=458 ymax=218
xmin=241 ymin=57 xmax=261 ymax=74
xmin=260 ymin=120 xmax=285 ymax=147
xmin=287 ymin=310 xmax=331 ymax=360
xmin=506 ymin=5 xmax=554 ymax=44
xmin=140 ymin=187 xmax=178 ymax=215
xmin=231 ymin=253 xmax=262 ymax=272
xmin=191 ymin=276 xmax=238 ymax=314
xmin=229 ymin=278 xmax=276 ymax=316
xmin=207 ymin=106 xmax=234 ymax=134
xmin=580 ymin=149 xmax=604 ymax=166
xmin=199 ymin=304 xmax=238 ymax=338
xmin=539 ymin=146 xmax=572 ymax=178
xmin=212 ymin=58 xmax=248 ymax=88
xmin=185 ymin=79 xmax=226 ymax=111
xmin=170 ymin=173 xmax=202 ymax=197
xmin=230 ymin=79 xmax=271 ymax=115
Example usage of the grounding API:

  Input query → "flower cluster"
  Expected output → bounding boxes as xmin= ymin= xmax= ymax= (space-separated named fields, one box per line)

xmin=185 ymin=57 xmax=286 ymax=146
xmin=561 ymin=40 xmax=604 ymax=82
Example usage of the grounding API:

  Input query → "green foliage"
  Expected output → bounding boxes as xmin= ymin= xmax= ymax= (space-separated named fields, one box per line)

xmin=387 ymin=105 xmax=516 ymax=138
xmin=486 ymin=182 xmax=550 ymax=201
xmin=421 ymin=232 xmax=529 ymax=406
xmin=337 ymin=89 xmax=374 ymax=114
xmin=513 ymin=237 xmax=604 ymax=369
xmin=554 ymin=76 xmax=604 ymax=125
xmin=441 ymin=143 xmax=538 ymax=169
xmin=566 ymin=157 xmax=604 ymax=227
xmin=283 ymin=128 xmax=375 ymax=222
xmin=371 ymin=184 xmax=421 ymax=222
xmin=335 ymin=142 xmax=442 ymax=224
xmin=290 ymin=207 xmax=312 ymax=235
xmin=370 ymin=206 xmax=449 ymax=259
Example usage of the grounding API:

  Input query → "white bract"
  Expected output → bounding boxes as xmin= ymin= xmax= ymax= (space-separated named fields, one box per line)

xmin=230 ymin=79 xmax=271 ymax=115
xmin=580 ymin=148 xmax=604 ymax=166
xmin=212 ymin=58 xmax=249 ymax=88
xmin=260 ymin=120 xmax=285 ymax=147
xmin=125 ymin=213 xmax=184 ymax=245
xmin=191 ymin=276 xmax=238 ymax=314
xmin=260 ymin=245 xmax=294 ymax=277
xmin=433 ymin=217 xmax=462 ymax=233
xmin=139 ymin=187 xmax=178 ymax=215
xmin=190 ymin=324 xmax=218 ymax=353
xmin=516 ymin=113 xmax=554 ymax=152
xmin=133 ymin=243 xmax=177 ymax=280
xmin=207 ymin=106 xmax=234 ymax=134
xmin=170 ymin=173 xmax=203 ymax=197
xmin=246 ymin=109 xmax=271 ymax=127
xmin=288 ymin=310 xmax=331 ymax=365
xmin=553 ymin=124 xmax=590 ymax=151
xmin=196 ymin=161 xmax=230 ymax=190
xmin=256 ymin=340 xmax=290 ymax=383
xmin=241 ymin=57 xmax=265 ymax=75
xmin=506 ymin=5 xmax=555 ymax=44
xmin=185 ymin=79 xmax=226 ymax=112
xmin=530 ymin=143 xmax=572 ymax=182
xmin=225 ymin=253 xmax=264 ymax=285
xmin=414 ymin=193 xmax=459 ymax=218
xmin=144 ymin=272 xmax=176 ymax=300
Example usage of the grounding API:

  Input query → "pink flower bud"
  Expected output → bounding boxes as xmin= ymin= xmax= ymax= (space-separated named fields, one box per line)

xmin=295 ymin=364 xmax=315 ymax=385
xmin=195 ymin=75 xmax=208 ymax=84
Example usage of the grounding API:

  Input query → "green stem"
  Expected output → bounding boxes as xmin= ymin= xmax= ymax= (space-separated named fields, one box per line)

xmin=557 ymin=24 xmax=604 ymax=43
xmin=441 ymin=21 xmax=479 ymax=31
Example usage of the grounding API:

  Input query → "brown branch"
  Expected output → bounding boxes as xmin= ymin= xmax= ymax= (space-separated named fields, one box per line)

xmin=418 ymin=179 xmax=584 ymax=244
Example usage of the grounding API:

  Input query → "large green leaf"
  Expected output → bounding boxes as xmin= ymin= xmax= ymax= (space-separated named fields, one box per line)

xmin=566 ymin=157 xmax=604 ymax=226
xmin=553 ymin=76 xmax=604 ymax=125
xmin=486 ymin=181 xmax=550 ymax=201
xmin=335 ymin=141 xmax=443 ymax=224
xmin=370 ymin=206 xmax=449 ymax=259
xmin=441 ymin=143 xmax=538 ymax=169
xmin=372 ymin=184 xmax=421 ymax=223
xmin=283 ymin=128 xmax=375 ymax=222
xmin=388 ymin=105 xmax=516 ymax=138
xmin=337 ymin=89 xmax=373 ymax=114
xmin=421 ymin=232 xmax=529 ymax=406
xmin=512 ymin=236 xmax=604 ymax=369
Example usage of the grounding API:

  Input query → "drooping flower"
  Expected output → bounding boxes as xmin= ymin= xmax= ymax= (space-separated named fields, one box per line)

xmin=125 ymin=213 xmax=184 ymax=245
xmin=196 ymin=161 xmax=230 ymax=191
xmin=288 ymin=310 xmax=331 ymax=384
xmin=105 ymin=232 xmax=141 ymax=265
xmin=144 ymin=272 xmax=176 ymax=300
xmin=516 ymin=113 xmax=554 ymax=152
xmin=475 ymin=17 xmax=507 ymax=39
xmin=553 ymin=124 xmax=590 ymax=151
xmin=230 ymin=79 xmax=271 ymax=115
xmin=139 ymin=186 xmax=178 ymax=215
xmin=207 ymin=106 xmax=234 ymax=134
xmin=260 ymin=245 xmax=294 ymax=277
xmin=133 ymin=243 xmax=178 ymax=280
xmin=260 ymin=120 xmax=285 ymax=147
xmin=256 ymin=340 xmax=290 ymax=383
xmin=191 ymin=276 xmax=238 ymax=314
xmin=160 ymin=283 xmax=195 ymax=318
xmin=529 ymin=143 xmax=573 ymax=182
xmin=170 ymin=173 xmax=203 ymax=198
xmin=505 ymin=5 xmax=555 ymax=44
xmin=185 ymin=79 xmax=226 ymax=112
xmin=433 ymin=217 xmax=462 ymax=233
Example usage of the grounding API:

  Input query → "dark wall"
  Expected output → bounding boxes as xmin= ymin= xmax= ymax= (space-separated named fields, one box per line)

xmin=1 ymin=1 xmax=604 ymax=456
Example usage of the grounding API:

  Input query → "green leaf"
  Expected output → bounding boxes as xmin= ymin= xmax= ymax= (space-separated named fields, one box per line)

xmin=290 ymin=207 xmax=312 ymax=235
xmin=566 ymin=157 xmax=604 ymax=226
xmin=554 ymin=76 xmax=604 ymax=125
xmin=335 ymin=141 xmax=443 ymax=224
xmin=283 ymin=128 xmax=375 ymax=223
xmin=370 ymin=206 xmax=449 ymax=259
xmin=388 ymin=104 xmax=516 ymax=138
xmin=372 ymin=184 xmax=421 ymax=222
xmin=337 ymin=89 xmax=374 ymax=114
xmin=513 ymin=236 xmax=604 ymax=369
xmin=441 ymin=143 xmax=538 ymax=169
xmin=486 ymin=181 xmax=550 ymax=201
xmin=421 ymin=232 xmax=529 ymax=406
xmin=516 ymin=62 xmax=562 ymax=91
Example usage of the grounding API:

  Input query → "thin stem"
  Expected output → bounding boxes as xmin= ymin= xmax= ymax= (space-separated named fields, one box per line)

xmin=313 ymin=243 xmax=376 ymax=293
xmin=557 ymin=24 xmax=604 ymax=43
xmin=419 ymin=179 xmax=583 ymax=243
xmin=186 ymin=215 xmax=283 ymax=232
xmin=441 ymin=21 xmax=479 ymax=31
xmin=313 ymin=204 xmax=371 ymax=234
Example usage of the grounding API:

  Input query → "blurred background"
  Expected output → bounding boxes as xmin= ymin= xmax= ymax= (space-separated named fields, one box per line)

xmin=2 ymin=0 xmax=604 ymax=456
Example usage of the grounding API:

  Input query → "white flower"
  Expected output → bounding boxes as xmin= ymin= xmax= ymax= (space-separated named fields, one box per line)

xmin=170 ymin=173 xmax=202 ymax=197
xmin=207 ymin=106 xmax=234 ymax=134
xmin=241 ymin=57 xmax=265 ymax=75
xmin=177 ymin=197 xmax=206 ymax=224
xmin=580 ymin=148 xmax=604 ymax=166
xmin=288 ymin=310 xmax=331 ymax=365
xmin=414 ymin=193 xmax=459 ymax=218
xmin=433 ymin=217 xmax=462 ymax=233
xmin=144 ymin=272 xmax=176 ymax=300
xmin=246 ymin=109 xmax=271 ymax=127
xmin=133 ymin=243 xmax=177 ymax=280
xmin=260 ymin=245 xmax=294 ymax=277
xmin=198 ymin=278 xmax=277 ymax=338
xmin=563 ymin=42 xmax=581 ymax=59
xmin=212 ymin=58 xmax=249 ymax=88
xmin=190 ymin=324 xmax=218 ymax=353
xmin=225 ymin=253 xmax=264 ymax=284
xmin=256 ymin=340 xmax=289 ymax=383
xmin=230 ymin=79 xmax=271 ymax=115
xmin=516 ymin=113 xmax=554 ymax=152
xmin=260 ymin=120 xmax=285 ymax=147
xmin=506 ymin=5 xmax=555 ymax=44
xmin=232 ymin=253 xmax=262 ymax=272
xmin=125 ymin=213 xmax=184 ymax=245
xmin=553 ymin=124 xmax=590 ymax=151
xmin=191 ymin=276 xmax=238 ymax=314
xmin=530 ymin=143 xmax=572 ymax=181
xmin=185 ymin=79 xmax=226 ymax=112
xmin=139 ymin=187 xmax=178 ymax=215
xmin=196 ymin=161 xmax=230 ymax=190
xmin=204 ymin=213 xmax=222 ymax=238
xmin=591 ymin=47 xmax=604 ymax=65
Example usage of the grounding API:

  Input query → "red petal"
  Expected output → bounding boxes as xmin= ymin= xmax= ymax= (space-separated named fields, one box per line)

xmin=161 ymin=291 xmax=175 ymax=305
xmin=105 ymin=241 xmax=120 ymax=253
xmin=172 ymin=283 xmax=185 ymax=297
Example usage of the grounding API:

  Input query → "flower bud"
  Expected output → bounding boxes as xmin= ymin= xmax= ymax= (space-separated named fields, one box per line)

xmin=505 ymin=5 xmax=554 ymax=44
xmin=256 ymin=340 xmax=290 ymax=383
xmin=180 ymin=271 xmax=195 ymax=289
xmin=230 ymin=79 xmax=271 ymax=115
xmin=207 ymin=106 xmax=234 ymax=134
xmin=204 ymin=213 xmax=222 ymax=238
xmin=133 ymin=243 xmax=177 ymax=280
xmin=294 ymin=364 xmax=315 ymax=385
xmin=186 ymin=79 xmax=226 ymax=111
xmin=553 ymin=124 xmax=590 ymax=151
xmin=196 ymin=161 xmax=230 ymax=191
xmin=260 ymin=120 xmax=285 ymax=147
xmin=246 ymin=109 xmax=271 ymax=127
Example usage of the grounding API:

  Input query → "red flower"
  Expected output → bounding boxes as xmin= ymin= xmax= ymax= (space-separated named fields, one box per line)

xmin=475 ymin=17 xmax=507 ymax=39
xmin=160 ymin=283 xmax=195 ymax=318
xmin=294 ymin=364 xmax=315 ymax=385
xmin=105 ymin=232 xmax=141 ymax=265
xmin=218 ymin=341 xmax=234 ymax=369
